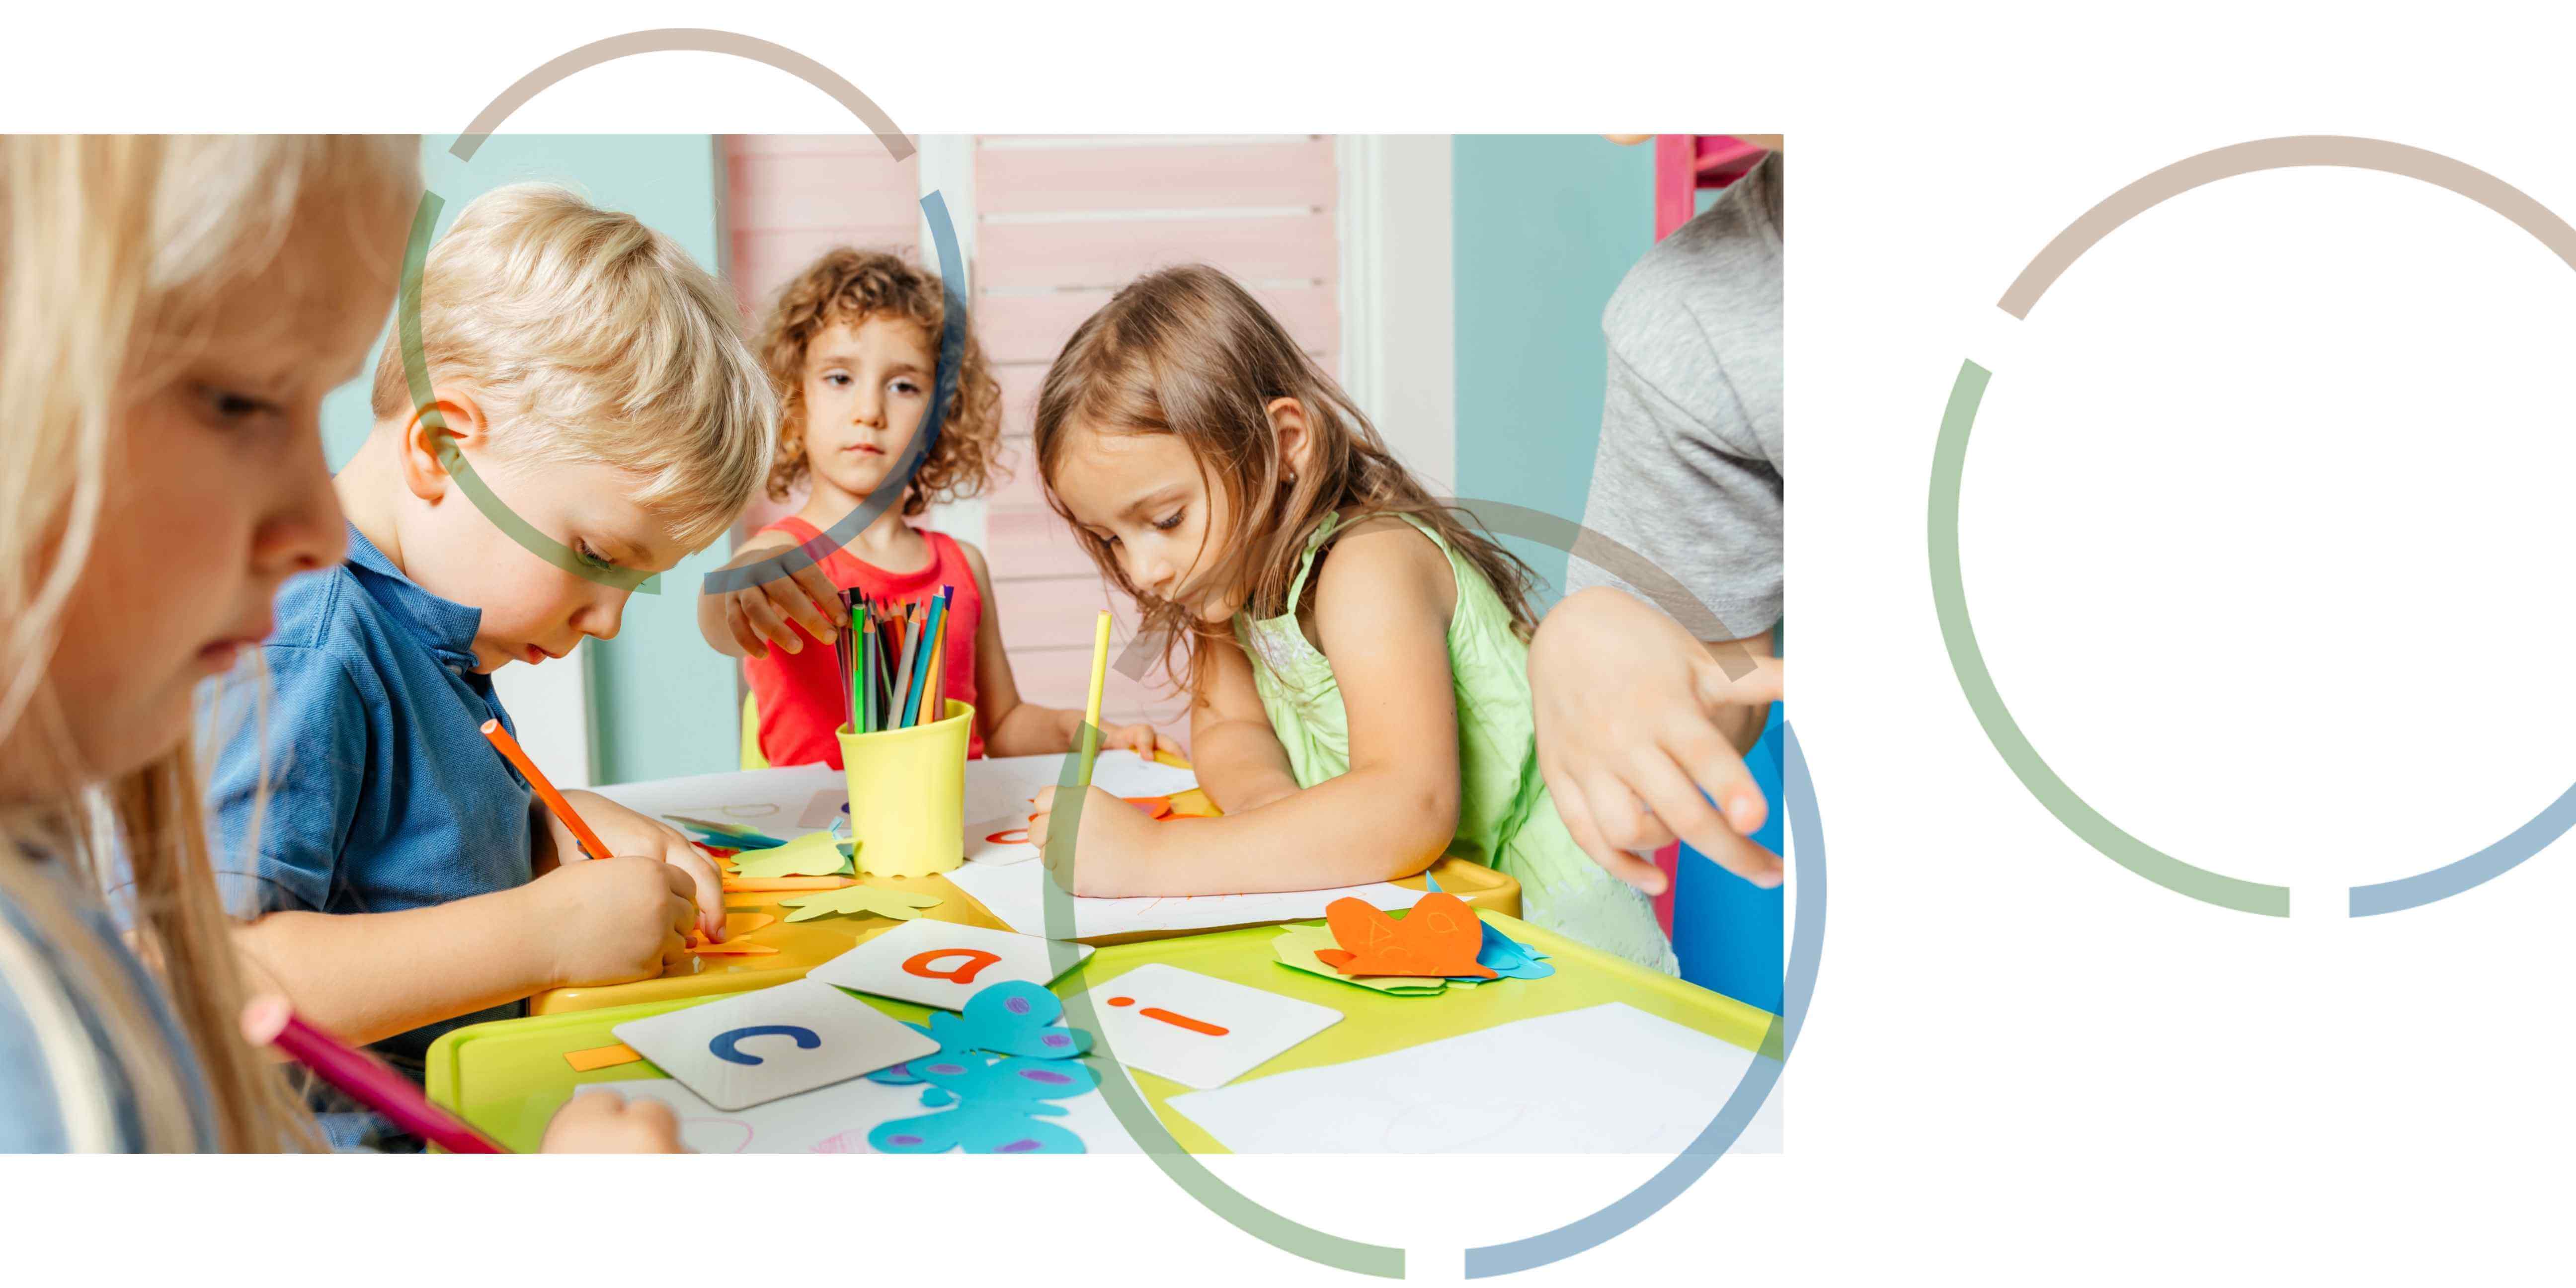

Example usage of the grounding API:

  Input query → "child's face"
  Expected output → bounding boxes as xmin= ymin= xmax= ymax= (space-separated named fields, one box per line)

xmin=399 ymin=446 xmax=697 ymax=673
xmin=1049 ymin=423 xmax=1240 ymax=624
xmin=42 ymin=258 xmax=393 ymax=786
xmin=798 ymin=316 xmax=936 ymax=504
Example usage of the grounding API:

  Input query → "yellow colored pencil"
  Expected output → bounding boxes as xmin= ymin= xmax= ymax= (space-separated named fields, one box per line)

xmin=1076 ymin=609 xmax=1111 ymax=787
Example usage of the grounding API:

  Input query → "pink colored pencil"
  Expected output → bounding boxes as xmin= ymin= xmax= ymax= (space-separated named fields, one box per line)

xmin=246 ymin=1001 xmax=506 ymax=1153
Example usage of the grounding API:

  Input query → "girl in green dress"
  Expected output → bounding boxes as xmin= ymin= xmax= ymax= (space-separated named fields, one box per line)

xmin=1023 ymin=265 xmax=1676 ymax=973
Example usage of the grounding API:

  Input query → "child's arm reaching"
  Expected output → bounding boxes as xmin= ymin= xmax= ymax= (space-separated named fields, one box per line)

xmin=699 ymin=531 xmax=848 ymax=660
xmin=1028 ymin=520 xmax=1462 ymax=895
xmin=961 ymin=540 xmax=1176 ymax=760
xmin=230 ymin=855 xmax=701 ymax=1046
xmin=1185 ymin=634 xmax=1300 ymax=813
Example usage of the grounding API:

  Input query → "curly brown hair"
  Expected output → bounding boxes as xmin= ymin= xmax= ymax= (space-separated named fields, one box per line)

xmin=755 ymin=247 xmax=1003 ymax=516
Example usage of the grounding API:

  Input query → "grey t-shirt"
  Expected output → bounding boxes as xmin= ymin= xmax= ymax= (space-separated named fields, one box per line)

xmin=1564 ymin=153 xmax=1783 ymax=641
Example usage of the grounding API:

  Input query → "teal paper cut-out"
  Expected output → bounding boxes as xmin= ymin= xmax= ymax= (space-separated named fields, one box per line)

xmin=1459 ymin=921 xmax=1555 ymax=981
xmin=867 ymin=1053 xmax=1096 ymax=1154
xmin=865 ymin=979 xmax=1090 ymax=1085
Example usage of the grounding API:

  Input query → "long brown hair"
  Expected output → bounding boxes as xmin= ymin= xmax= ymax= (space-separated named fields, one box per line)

xmin=755 ymin=247 xmax=1003 ymax=517
xmin=0 ymin=135 xmax=418 ymax=1151
xmin=1033 ymin=265 xmax=1537 ymax=691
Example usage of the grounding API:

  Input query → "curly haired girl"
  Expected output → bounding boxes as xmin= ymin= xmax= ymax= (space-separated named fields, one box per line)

xmin=702 ymin=248 xmax=1172 ymax=766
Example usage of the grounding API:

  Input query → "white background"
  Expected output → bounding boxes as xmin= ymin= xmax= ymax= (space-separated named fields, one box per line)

xmin=8 ymin=2 xmax=2576 ymax=1284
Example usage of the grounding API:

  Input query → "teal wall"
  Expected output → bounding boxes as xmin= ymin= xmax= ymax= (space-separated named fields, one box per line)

xmin=1450 ymin=135 xmax=1658 ymax=609
xmin=318 ymin=135 xmax=733 ymax=786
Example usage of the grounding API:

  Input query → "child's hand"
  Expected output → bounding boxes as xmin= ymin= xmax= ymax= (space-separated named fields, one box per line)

xmin=564 ymin=792 xmax=724 ymax=942
xmin=541 ymin=1088 xmax=687 ymax=1152
xmin=711 ymin=542 xmax=846 ymax=659
xmin=1097 ymin=719 xmax=1183 ymax=762
xmin=526 ymin=855 xmax=699 ymax=986
xmin=1528 ymin=586 xmax=1785 ymax=892
xmin=1027 ymin=784 xmax=1163 ymax=897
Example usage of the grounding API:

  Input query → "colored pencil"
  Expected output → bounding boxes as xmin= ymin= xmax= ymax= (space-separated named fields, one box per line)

xmin=906 ymin=592 xmax=946 ymax=727
xmin=860 ymin=602 xmax=878 ymax=733
xmin=246 ymin=1002 xmax=506 ymax=1154
xmin=481 ymin=719 xmax=610 ymax=861
xmin=833 ymin=596 xmax=854 ymax=734
xmin=912 ymin=590 xmax=943 ymax=721
xmin=892 ymin=603 xmax=925 ymax=727
xmin=1076 ymin=609 xmax=1112 ymax=787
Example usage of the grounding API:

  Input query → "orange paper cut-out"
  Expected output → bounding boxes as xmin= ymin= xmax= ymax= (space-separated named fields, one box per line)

xmin=723 ymin=876 xmax=857 ymax=892
xmin=689 ymin=942 xmax=779 ymax=956
xmin=564 ymin=1043 xmax=643 ymax=1072
xmin=688 ymin=911 xmax=780 ymax=954
xmin=1315 ymin=892 xmax=1496 ymax=979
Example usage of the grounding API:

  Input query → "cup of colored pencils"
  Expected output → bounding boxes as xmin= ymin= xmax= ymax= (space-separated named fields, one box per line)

xmin=834 ymin=586 xmax=972 ymax=878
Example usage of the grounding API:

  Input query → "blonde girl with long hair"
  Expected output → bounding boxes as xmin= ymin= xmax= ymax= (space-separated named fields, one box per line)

xmin=1023 ymin=265 xmax=1677 ymax=973
xmin=0 ymin=135 xmax=680 ymax=1150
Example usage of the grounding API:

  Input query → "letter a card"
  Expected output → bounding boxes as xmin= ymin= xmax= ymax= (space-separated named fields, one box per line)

xmin=1075 ymin=964 xmax=1342 ymax=1090
xmin=612 ymin=978 xmax=937 ymax=1110
xmin=808 ymin=920 xmax=1095 ymax=1011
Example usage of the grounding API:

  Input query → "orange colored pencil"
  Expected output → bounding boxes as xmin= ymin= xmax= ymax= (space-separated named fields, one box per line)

xmin=480 ymin=719 xmax=610 ymax=861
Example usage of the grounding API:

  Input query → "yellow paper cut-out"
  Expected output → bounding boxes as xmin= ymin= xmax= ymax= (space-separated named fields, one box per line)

xmin=778 ymin=885 xmax=944 ymax=923
xmin=728 ymin=831 xmax=852 ymax=880
xmin=1271 ymin=925 xmax=1446 ymax=996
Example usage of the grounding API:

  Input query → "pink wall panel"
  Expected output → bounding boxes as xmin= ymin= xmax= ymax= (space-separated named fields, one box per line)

xmin=978 ymin=285 xmax=1339 ymax=367
xmin=978 ymin=211 xmax=1339 ymax=293
xmin=977 ymin=138 xmax=1336 ymax=213
xmin=727 ymin=151 xmax=917 ymax=231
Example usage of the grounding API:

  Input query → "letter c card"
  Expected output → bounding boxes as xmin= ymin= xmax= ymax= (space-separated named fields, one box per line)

xmin=612 ymin=978 xmax=936 ymax=1110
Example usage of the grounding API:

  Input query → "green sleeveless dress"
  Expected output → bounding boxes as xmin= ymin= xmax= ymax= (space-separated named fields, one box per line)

xmin=1231 ymin=512 xmax=1679 ymax=974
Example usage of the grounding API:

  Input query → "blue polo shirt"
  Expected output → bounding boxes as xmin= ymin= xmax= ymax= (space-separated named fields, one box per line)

xmin=205 ymin=525 xmax=535 ymax=1107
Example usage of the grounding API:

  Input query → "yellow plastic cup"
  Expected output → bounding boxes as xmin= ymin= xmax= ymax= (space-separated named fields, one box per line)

xmin=837 ymin=700 xmax=972 ymax=878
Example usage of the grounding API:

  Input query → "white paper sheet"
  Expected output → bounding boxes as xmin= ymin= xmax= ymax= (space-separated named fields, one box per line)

xmin=608 ymin=1074 xmax=1141 ymax=1154
xmin=1162 ymin=1002 xmax=1769 ymax=1153
xmin=592 ymin=763 xmax=845 ymax=836
xmin=963 ymin=750 xmax=1200 ymax=824
xmin=945 ymin=857 xmax=1419 ymax=940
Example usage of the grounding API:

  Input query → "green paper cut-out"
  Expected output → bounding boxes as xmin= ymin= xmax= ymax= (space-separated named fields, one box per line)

xmin=1272 ymin=926 xmax=1446 ymax=996
xmin=730 ymin=831 xmax=854 ymax=879
xmin=778 ymin=885 xmax=944 ymax=923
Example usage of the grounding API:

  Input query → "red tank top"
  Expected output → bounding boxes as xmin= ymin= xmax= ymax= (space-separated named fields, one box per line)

xmin=744 ymin=517 xmax=983 ymax=767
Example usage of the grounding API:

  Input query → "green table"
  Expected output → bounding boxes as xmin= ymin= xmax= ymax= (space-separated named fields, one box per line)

xmin=426 ymin=910 xmax=1778 ymax=1153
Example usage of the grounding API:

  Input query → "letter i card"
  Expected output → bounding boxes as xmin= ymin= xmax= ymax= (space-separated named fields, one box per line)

xmin=808 ymin=919 xmax=1095 ymax=1010
xmin=1076 ymin=964 xmax=1342 ymax=1090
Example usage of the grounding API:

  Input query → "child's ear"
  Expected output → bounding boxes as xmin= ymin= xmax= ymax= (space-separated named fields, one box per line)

xmin=395 ymin=390 xmax=491 ymax=504
xmin=1266 ymin=397 xmax=1314 ymax=483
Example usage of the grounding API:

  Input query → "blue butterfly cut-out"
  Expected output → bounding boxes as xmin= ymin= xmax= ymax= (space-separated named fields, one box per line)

xmin=867 ymin=1052 xmax=1099 ymax=1154
xmin=866 ymin=979 xmax=1092 ymax=1085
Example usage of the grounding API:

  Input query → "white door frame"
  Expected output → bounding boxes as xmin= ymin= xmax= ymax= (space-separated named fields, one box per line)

xmin=1336 ymin=135 xmax=1457 ymax=497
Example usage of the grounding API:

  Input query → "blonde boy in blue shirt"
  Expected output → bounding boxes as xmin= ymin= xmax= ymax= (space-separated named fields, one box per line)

xmin=206 ymin=186 xmax=782 ymax=1136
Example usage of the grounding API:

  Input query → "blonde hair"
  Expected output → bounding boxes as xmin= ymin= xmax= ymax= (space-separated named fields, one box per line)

xmin=1034 ymin=265 xmax=1539 ymax=691
xmin=368 ymin=183 xmax=773 ymax=550
xmin=755 ymin=247 xmax=1002 ymax=516
xmin=1 ymin=135 xmax=421 ymax=1151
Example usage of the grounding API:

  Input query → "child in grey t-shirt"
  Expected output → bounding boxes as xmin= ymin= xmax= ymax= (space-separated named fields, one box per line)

xmin=1533 ymin=149 xmax=1787 ymax=892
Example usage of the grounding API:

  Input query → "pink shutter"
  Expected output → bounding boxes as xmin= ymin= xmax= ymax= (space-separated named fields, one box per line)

xmin=974 ymin=136 xmax=1339 ymax=743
